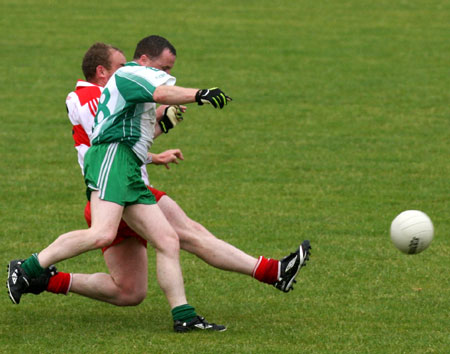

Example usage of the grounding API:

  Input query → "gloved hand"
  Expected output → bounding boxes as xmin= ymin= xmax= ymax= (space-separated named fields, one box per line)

xmin=158 ymin=105 xmax=184 ymax=134
xmin=195 ymin=88 xmax=232 ymax=109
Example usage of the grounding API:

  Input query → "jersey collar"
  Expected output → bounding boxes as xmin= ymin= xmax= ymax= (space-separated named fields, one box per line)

xmin=125 ymin=61 xmax=140 ymax=67
xmin=75 ymin=80 xmax=101 ymax=90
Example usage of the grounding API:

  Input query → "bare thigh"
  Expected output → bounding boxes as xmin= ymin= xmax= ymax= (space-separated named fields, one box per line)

xmin=122 ymin=203 xmax=179 ymax=251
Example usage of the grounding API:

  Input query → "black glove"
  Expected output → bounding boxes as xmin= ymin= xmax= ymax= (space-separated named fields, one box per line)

xmin=158 ymin=106 xmax=183 ymax=134
xmin=195 ymin=88 xmax=232 ymax=109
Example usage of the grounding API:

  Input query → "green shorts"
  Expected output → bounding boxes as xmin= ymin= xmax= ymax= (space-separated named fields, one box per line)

xmin=84 ymin=142 xmax=156 ymax=206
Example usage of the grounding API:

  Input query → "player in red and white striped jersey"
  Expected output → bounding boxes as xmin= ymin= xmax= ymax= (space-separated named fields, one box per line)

xmin=30 ymin=42 xmax=310 ymax=307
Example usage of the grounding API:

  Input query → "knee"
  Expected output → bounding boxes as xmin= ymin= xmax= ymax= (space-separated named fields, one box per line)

xmin=177 ymin=219 xmax=213 ymax=249
xmin=154 ymin=229 xmax=180 ymax=255
xmin=164 ymin=230 xmax=180 ymax=253
xmin=115 ymin=282 xmax=147 ymax=306
xmin=118 ymin=290 xmax=147 ymax=306
xmin=89 ymin=229 xmax=117 ymax=249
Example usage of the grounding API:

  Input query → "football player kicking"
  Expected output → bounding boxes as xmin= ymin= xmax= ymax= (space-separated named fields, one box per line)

xmin=7 ymin=36 xmax=311 ymax=333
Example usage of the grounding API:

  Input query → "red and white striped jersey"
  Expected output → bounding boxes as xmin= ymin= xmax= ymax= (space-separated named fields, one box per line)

xmin=66 ymin=80 xmax=149 ymax=185
xmin=66 ymin=80 xmax=100 ymax=174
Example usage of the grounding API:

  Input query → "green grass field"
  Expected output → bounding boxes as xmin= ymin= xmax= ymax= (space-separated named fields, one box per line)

xmin=1 ymin=0 xmax=449 ymax=352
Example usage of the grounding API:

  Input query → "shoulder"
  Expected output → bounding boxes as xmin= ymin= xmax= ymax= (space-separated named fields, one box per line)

xmin=116 ymin=63 xmax=176 ymax=86
xmin=67 ymin=82 xmax=102 ymax=123
xmin=67 ymin=81 xmax=102 ymax=105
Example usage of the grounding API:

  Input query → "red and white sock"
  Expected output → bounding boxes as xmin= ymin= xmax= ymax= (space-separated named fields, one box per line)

xmin=252 ymin=256 xmax=280 ymax=284
xmin=47 ymin=272 xmax=73 ymax=295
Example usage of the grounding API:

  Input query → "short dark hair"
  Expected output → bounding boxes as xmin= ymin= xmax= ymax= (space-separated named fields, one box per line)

xmin=81 ymin=42 xmax=123 ymax=81
xmin=133 ymin=35 xmax=176 ymax=60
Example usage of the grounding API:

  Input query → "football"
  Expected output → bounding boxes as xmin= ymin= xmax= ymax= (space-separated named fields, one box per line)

xmin=390 ymin=210 xmax=434 ymax=254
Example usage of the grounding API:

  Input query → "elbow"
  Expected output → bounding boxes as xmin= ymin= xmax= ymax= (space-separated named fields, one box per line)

xmin=153 ymin=87 xmax=167 ymax=103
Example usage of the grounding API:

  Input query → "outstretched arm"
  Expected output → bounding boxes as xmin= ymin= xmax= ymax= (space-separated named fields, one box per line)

xmin=153 ymin=86 xmax=197 ymax=105
xmin=154 ymin=86 xmax=231 ymax=108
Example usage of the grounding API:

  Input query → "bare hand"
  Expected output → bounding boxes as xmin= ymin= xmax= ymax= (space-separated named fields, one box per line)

xmin=151 ymin=149 xmax=184 ymax=169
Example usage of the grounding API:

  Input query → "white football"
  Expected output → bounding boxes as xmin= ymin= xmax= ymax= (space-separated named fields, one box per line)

xmin=390 ymin=210 xmax=434 ymax=254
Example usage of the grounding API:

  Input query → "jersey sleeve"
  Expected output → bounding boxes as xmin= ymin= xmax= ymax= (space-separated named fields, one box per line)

xmin=66 ymin=92 xmax=81 ymax=126
xmin=66 ymin=92 xmax=92 ymax=175
xmin=114 ymin=66 xmax=176 ymax=104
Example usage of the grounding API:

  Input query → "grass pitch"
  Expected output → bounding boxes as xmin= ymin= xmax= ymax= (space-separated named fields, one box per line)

xmin=0 ymin=0 xmax=449 ymax=353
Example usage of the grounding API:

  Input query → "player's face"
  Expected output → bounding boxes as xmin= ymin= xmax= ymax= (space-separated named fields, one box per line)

xmin=149 ymin=48 xmax=176 ymax=74
xmin=106 ymin=50 xmax=126 ymax=79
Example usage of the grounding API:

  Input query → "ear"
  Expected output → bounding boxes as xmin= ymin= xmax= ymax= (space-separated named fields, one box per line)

xmin=96 ymin=65 xmax=107 ymax=78
xmin=137 ymin=54 xmax=150 ymax=66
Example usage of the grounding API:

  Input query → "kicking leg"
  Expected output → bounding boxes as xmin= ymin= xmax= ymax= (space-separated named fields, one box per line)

xmin=37 ymin=192 xmax=123 ymax=268
xmin=157 ymin=196 xmax=311 ymax=291
xmin=157 ymin=196 xmax=257 ymax=275
xmin=7 ymin=192 xmax=123 ymax=304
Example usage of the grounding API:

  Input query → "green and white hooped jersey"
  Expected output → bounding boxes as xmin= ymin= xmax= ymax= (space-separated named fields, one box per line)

xmin=91 ymin=62 xmax=176 ymax=163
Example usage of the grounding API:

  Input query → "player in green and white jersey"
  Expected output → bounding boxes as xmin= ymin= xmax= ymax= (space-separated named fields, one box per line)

xmin=9 ymin=35 xmax=231 ymax=332
xmin=90 ymin=61 xmax=176 ymax=164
